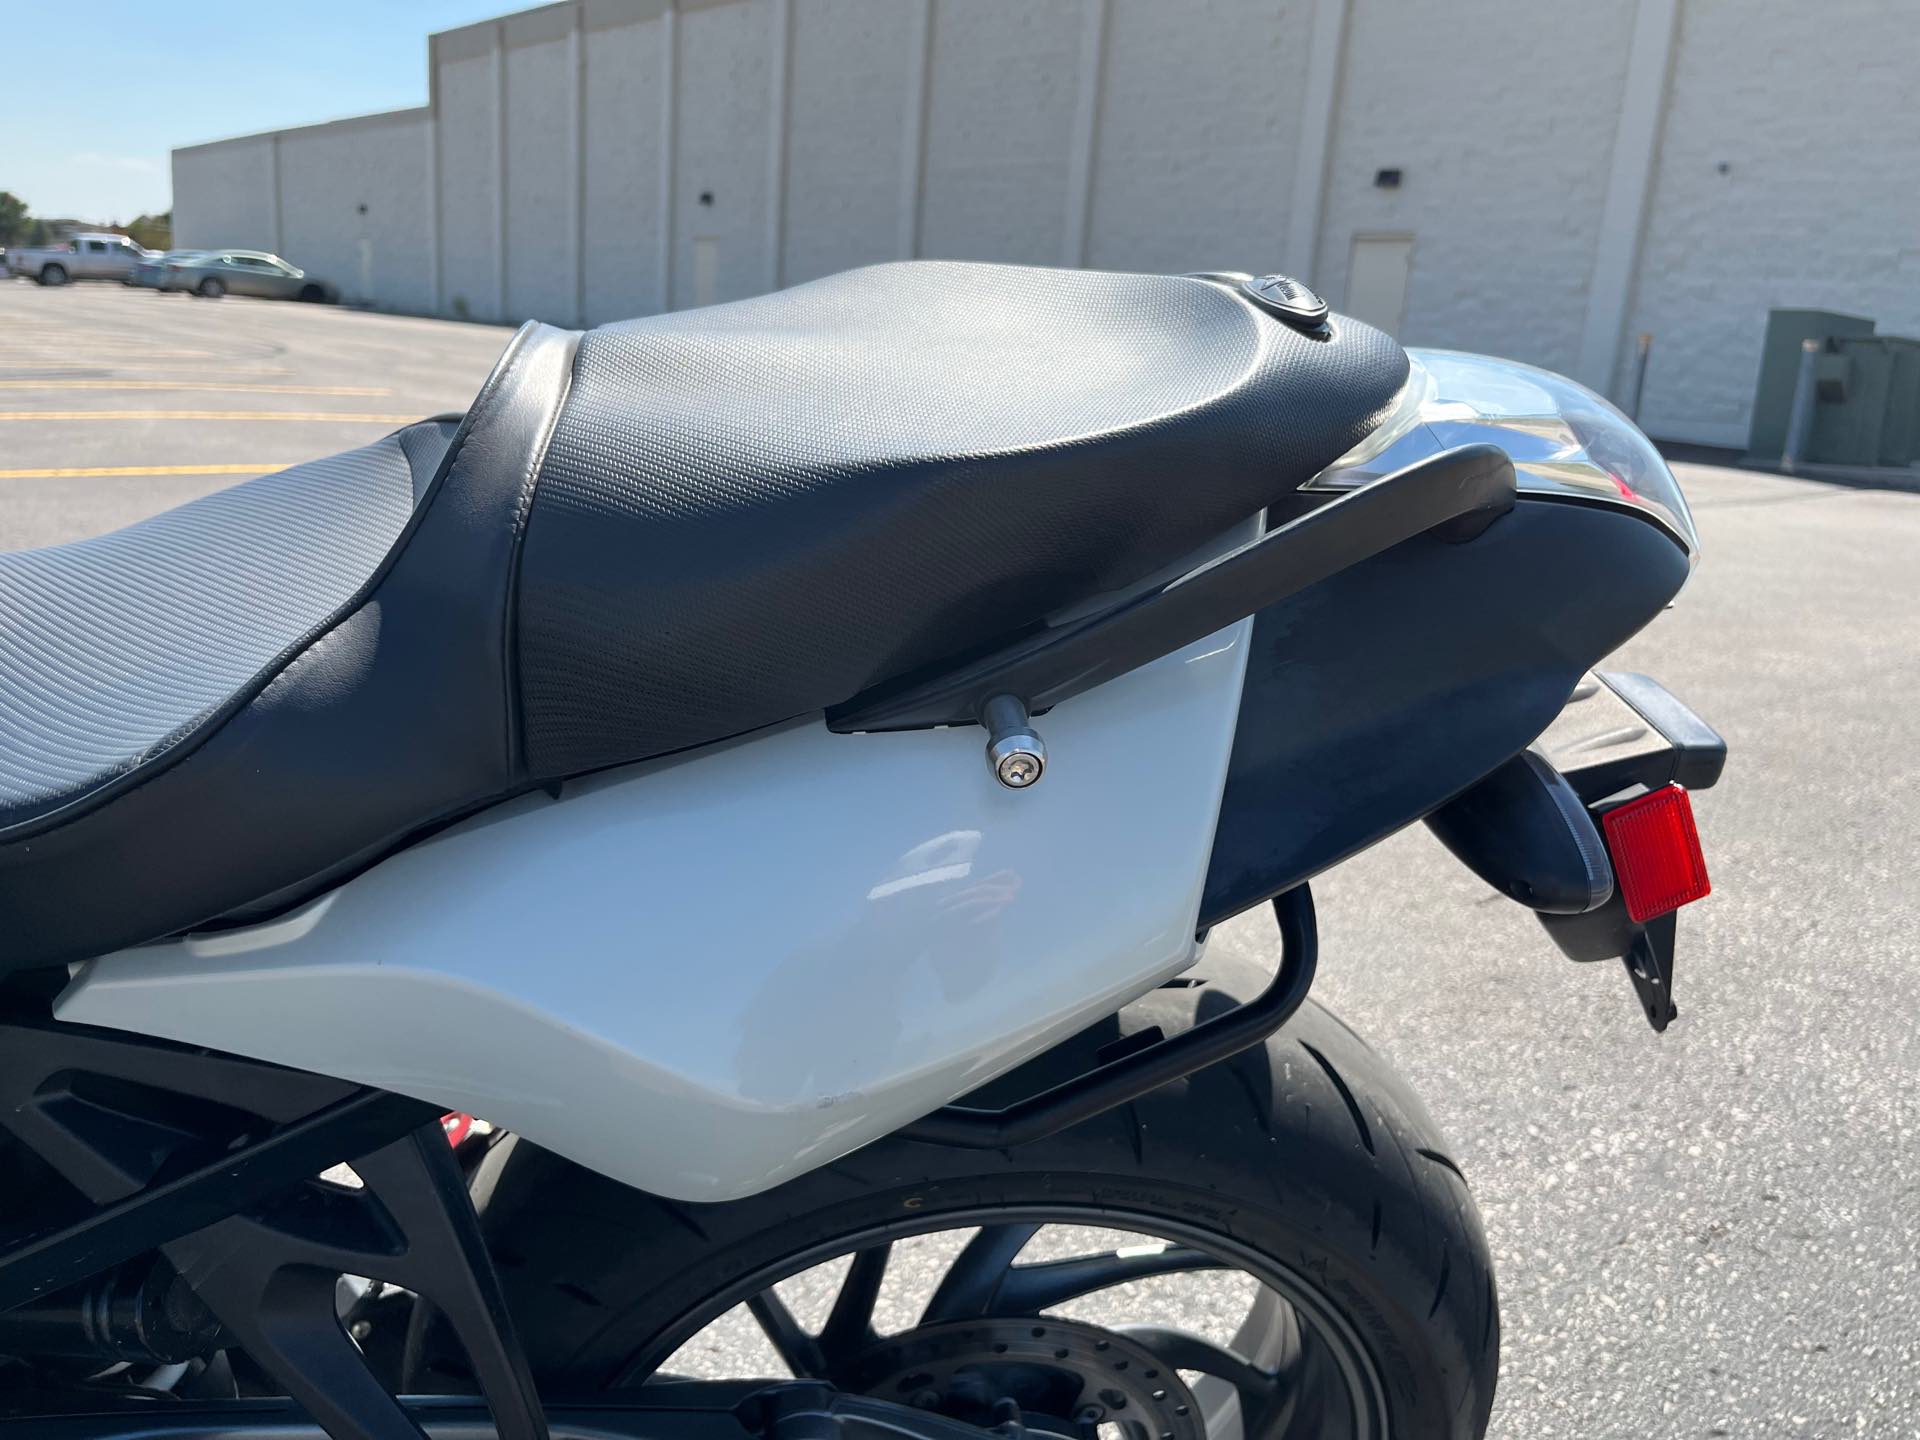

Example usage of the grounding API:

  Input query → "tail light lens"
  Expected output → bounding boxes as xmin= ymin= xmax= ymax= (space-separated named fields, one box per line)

xmin=1601 ymin=785 xmax=1710 ymax=923
xmin=1310 ymin=349 xmax=1701 ymax=562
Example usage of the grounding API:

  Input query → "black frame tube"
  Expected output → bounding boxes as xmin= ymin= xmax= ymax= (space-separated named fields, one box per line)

xmin=899 ymin=885 xmax=1318 ymax=1149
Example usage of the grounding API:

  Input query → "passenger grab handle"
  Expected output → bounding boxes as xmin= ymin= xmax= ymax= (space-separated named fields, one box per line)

xmin=827 ymin=444 xmax=1518 ymax=733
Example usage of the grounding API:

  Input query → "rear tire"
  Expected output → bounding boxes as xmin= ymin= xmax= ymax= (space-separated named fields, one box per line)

xmin=198 ymin=277 xmax=225 ymax=299
xmin=38 ymin=264 xmax=67 ymax=287
xmin=298 ymin=283 xmax=327 ymax=303
xmin=442 ymin=970 xmax=1499 ymax=1438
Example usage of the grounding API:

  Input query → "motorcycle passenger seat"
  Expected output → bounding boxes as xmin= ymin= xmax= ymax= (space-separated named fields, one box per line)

xmin=0 ymin=260 xmax=1407 ymax=970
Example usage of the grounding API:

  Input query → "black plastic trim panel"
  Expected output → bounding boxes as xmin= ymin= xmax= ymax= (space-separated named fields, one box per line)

xmin=1198 ymin=497 xmax=1693 ymax=928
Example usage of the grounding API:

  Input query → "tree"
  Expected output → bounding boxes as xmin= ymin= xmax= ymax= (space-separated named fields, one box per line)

xmin=124 ymin=211 xmax=172 ymax=251
xmin=0 ymin=191 xmax=29 ymax=247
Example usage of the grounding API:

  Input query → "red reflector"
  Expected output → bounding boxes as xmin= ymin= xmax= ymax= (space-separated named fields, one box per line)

xmin=441 ymin=1111 xmax=474 ymax=1147
xmin=1602 ymin=785 xmax=1710 ymax=924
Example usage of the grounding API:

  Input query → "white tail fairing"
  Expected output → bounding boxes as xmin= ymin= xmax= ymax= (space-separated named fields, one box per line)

xmin=58 ymin=608 xmax=1253 ymax=1201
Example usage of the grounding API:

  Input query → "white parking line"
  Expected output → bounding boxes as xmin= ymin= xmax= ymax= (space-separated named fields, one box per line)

xmin=0 ymin=410 xmax=422 ymax=423
xmin=0 ymin=464 xmax=291 ymax=481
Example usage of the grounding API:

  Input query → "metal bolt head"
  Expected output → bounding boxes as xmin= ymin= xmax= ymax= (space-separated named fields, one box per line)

xmin=988 ymin=730 xmax=1047 ymax=789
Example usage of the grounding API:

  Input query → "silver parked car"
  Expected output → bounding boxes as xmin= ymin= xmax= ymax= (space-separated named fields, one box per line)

xmin=163 ymin=249 xmax=338 ymax=302
xmin=126 ymin=250 xmax=205 ymax=289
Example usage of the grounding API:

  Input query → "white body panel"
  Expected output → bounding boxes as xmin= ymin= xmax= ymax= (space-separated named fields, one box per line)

xmin=59 ymin=617 xmax=1252 ymax=1202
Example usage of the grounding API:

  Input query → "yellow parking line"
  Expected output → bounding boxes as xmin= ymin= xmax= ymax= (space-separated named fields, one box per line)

xmin=0 ymin=410 xmax=422 ymax=423
xmin=0 ymin=464 xmax=292 ymax=480
xmin=0 ymin=365 xmax=297 ymax=376
xmin=0 ymin=380 xmax=393 ymax=396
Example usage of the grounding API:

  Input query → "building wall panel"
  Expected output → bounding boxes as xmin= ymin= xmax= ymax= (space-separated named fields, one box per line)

xmin=1087 ymin=0 xmax=1313 ymax=277
xmin=672 ymin=0 xmax=774 ymax=307
xmin=169 ymin=0 xmax=1920 ymax=447
xmin=919 ymin=0 xmax=1083 ymax=266
xmin=437 ymin=47 xmax=501 ymax=322
xmin=276 ymin=114 xmax=433 ymax=313
xmin=1621 ymin=0 xmax=1920 ymax=446
xmin=781 ymin=0 xmax=921 ymax=286
xmin=505 ymin=33 xmax=579 ymax=324
xmin=172 ymin=138 xmax=277 ymax=252
xmin=582 ymin=9 xmax=668 ymax=323
xmin=1314 ymin=0 xmax=1635 ymax=376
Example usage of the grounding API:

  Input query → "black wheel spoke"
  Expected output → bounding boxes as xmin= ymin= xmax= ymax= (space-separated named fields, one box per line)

xmin=919 ymin=1223 xmax=1040 ymax=1322
xmin=993 ymin=1243 xmax=1223 ymax=1314
xmin=1118 ymin=1323 xmax=1300 ymax=1439
xmin=1116 ymin=1324 xmax=1282 ymax=1397
xmin=747 ymin=1290 xmax=827 ymax=1378
xmin=819 ymin=1243 xmax=891 ymax=1366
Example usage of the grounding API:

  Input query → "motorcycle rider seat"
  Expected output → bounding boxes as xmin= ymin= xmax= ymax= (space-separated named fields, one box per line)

xmin=0 ymin=260 xmax=1407 ymax=970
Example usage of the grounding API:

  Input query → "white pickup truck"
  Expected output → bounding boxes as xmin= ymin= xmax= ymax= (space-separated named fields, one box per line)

xmin=6 ymin=232 xmax=153 ymax=285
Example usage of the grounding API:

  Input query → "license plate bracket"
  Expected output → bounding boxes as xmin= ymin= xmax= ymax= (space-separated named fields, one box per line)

xmin=1534 ymin=671 xmax=1726 ymax=804
xmin=1532 ymin=672 xmax=1724 ymax=1032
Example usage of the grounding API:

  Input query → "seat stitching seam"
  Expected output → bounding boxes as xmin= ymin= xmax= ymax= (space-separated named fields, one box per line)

xmin=499 ymin=330 xmax=583 ymax=785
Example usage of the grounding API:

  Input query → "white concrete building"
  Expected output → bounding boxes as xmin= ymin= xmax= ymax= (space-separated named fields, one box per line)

xmin=172 ymin=0 xmax=1920 ymax=448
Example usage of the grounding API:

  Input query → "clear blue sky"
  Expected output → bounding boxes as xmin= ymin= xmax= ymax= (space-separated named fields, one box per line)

xmin=5 ymin=2 xmax=517 ymax=223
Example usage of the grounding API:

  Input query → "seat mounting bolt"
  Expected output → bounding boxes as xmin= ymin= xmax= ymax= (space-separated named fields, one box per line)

xmin=982 ymin=694 xmax=1047 ymax=789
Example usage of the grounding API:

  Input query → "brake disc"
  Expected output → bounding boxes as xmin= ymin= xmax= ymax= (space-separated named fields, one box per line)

xmin=838 ymin=1316 xmax=1204 ymax=1440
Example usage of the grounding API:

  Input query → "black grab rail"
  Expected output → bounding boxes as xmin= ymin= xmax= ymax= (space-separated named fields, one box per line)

xmin=900 ymin=884 xmax=1319 ymax=1149
xmin=830 ymin=444 xmax=1517 ymax=733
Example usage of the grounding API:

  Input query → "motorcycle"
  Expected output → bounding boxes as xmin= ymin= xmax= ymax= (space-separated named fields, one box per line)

xmin=0 ymin=261 xmax=1722 ymax=1440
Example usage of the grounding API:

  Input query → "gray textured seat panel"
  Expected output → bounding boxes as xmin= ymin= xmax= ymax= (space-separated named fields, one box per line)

xmin=0 ymin=419 xmax=456 ymax=830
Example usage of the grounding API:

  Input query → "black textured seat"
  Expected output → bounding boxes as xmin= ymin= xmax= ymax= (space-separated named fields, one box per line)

xmin=0 ymin=261 xmax=1406 ymax=969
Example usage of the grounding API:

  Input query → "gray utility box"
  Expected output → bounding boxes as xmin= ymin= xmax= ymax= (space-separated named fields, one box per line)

xmin=1811 ymin=337 xmax=1898 ymax=467
xmin=1747 ymin=308 xmax=1874 ymax=461
xmin=1878 ymin=338 xmax=1920 ymax=466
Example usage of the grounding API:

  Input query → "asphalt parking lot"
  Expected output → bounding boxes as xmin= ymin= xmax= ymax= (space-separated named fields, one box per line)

xmin=4 ymin=277 xmax=1917 ymax=1437
xmin=0 ymin=279 xmax=511 ymax=548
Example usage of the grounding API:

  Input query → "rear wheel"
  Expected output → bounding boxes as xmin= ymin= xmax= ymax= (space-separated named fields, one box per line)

xmin=297 ymin=283 xmax=327 ymax=303
xmin=430 ymin=972 xmax=1499 ymax=1438
xmin=38 ymin=263 xmax=67 ymax=286
xmin=197 ymin=277 xmax=226 ymax=298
